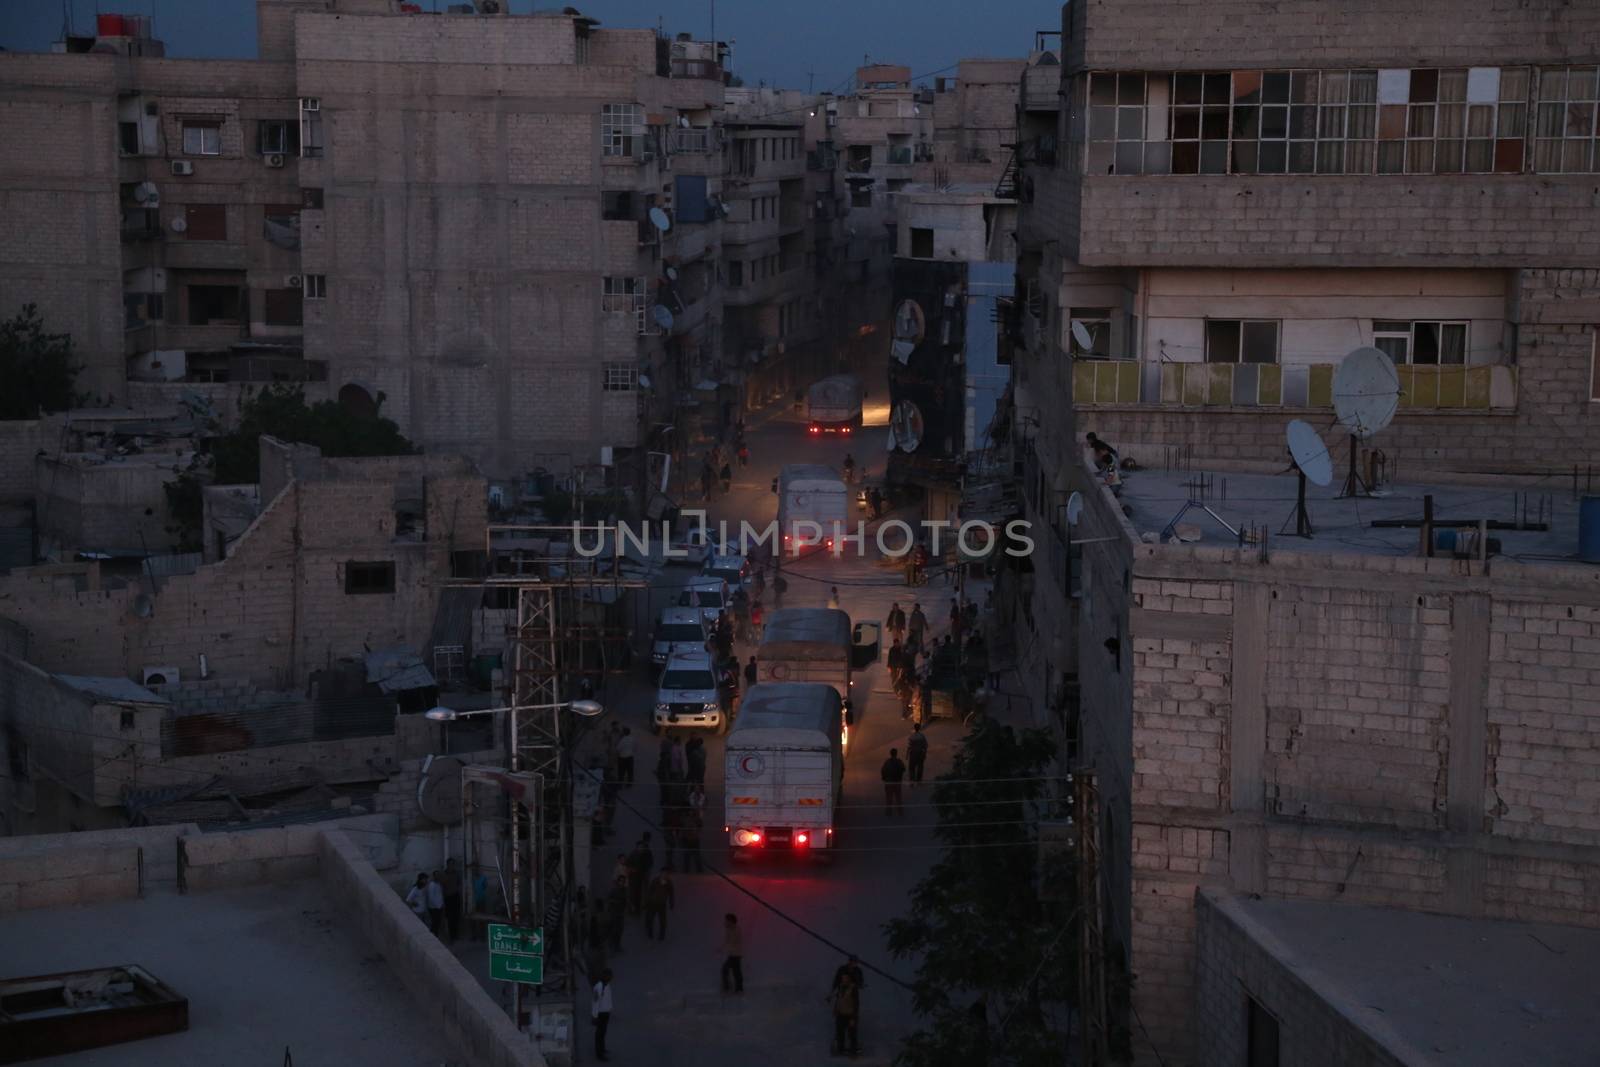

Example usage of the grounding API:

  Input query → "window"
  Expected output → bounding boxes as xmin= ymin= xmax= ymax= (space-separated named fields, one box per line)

xmin=1374 ymin=320 xmax=1467 ymax=364
xmin=120 ymin=711 xmax=136 ymax=730
xmin=123 ymin=292 xmax=163 ymax=330
xmin=182 ymin=204 xmax=226 ymax=241
xmin=301 ymin=187 xmax=324 ymax=210
xmin=119 ymin=121 xmax=140 ymax=155
xmin=603 ymin=362 xmax=638 ymax=391
xmin=1205 ymin=319 xmax=1279 ymax=363
xmin=344 ymin=561 xmax=395 ymax=595
xmin=257 ymin=119 xmax=300 ymax=156
xmin=303 ymin=274 xmax=327 ymax=300
xmin=263 ymin=204 xmax=301 ymax=250
xmin=1069 ymin=307 xmax=1113 ymax=357
xmin=187 ymin=284 xmax=242 ymax=325
xmin=851 ymin=184 xmax=872 ymax=208
xmin=299 ymin=98 xmax=324 ymax=158
xmin=602 ymin=276 xmax=646 ymax=332
xmin=182 ymin=119 xmax=222 ymax=156
xmin=601 ymin=103 xmax=643 ymax=157
xmin=1534 ymin=66 xmax=1599 ymax=173
xmin=263 ymin=288 xmax=303 ymax=326
xmin=602 ymin=190 xmax=636 ymax=220
xmin=727 ymin=261 xmax=743 ymax=287
xmin=1083 ymin=66 xmax=1532 ymax=176
xmin=910 ymin=227 xmax=934 ymax=257
xmin=1246 ymin=996 xmax=1281 ymax=1067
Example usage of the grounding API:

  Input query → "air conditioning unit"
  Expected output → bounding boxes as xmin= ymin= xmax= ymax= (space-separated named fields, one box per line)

xmin=299 ymin=97 xmax=321 ymax=112
xmin=266 ymin=153 xmax=286 ymax=168
xmin=170 ymin=160 xmax=194 ymax=176
xmin=141 ymin=666 xmax=180 ymax=687
xmin=284 ymin=274 xmax=303 ymax=289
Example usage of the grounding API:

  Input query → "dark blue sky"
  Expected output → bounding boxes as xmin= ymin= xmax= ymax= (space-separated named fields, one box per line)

xmin=0 ymin=1 xmax=1061 ymax=92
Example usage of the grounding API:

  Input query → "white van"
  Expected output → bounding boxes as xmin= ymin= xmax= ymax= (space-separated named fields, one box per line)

xmin=654 ymin=649 xmax=727 ymax=733
xmin=677 ymin=575 xmax=729 ymax=625
xmin=651 ymin=607 xmax=710 ymax=671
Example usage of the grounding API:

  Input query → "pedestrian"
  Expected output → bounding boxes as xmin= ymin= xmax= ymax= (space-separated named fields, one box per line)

xmin=471 ymin=869 xmax=490 ymax=941
xmin=907 ymin=723 xmax=929 ymax=785
xmin=701 ymin=465 xmax=714 ymax=501
xmin=405 ymin=872 xmax=431 ymax=924
xmin=744 ymin=654 xmax=759 ymax=688
xmin=644 ymin=869 xmax=676 ymax=940
xmin=426 ymin=868 xmax=446 ymax=935
xmin=912 ymin=543 xmax=928 ymax=585
xmin=720 ymin=462 xmax=733 ymax=493
xmin=738 ymin=442 xmax=751 ymax=467
xmin=904 ymin=555 xmax=917 ymax=586
xmin=591 ymin=968 xmax=614 ymax=1061
xmin=881 ymin=749 xmax=906 ymax=816
xmin=721 ymin=913 xmax=745 ymax=993
xmin=626 ymin=834 xmax=654 ymax=914
xmin=907 ymin=602 xmax=927 ymax=652
xmin=829 ymin=964 xmax=863 ymax=1057
xmin=617 ymin=727 xmax=636 ymax=785
xmin=752 ymin=568 xmax=766 ymax=602
xmin=670 ymin=736 xmax=688 ymax=780
xmin=612 ymin=852 xmax=630 ymax=889
xmin=750 ymin=599 xmax=765 ymax=640
xmin=869 ymin=486 xmax=883 ymax=520
xmin=773 ymin=573 xmax=788 ymax=609
xmin=949 ymin=598 xmax=964 ymax=642
xmin=439 ymin=858 xmax=463 ymax=942
xmin=886 ymin=602 xmax=906 ymax=644
xmin=682 ymin=790 xmax=705 ymax=873
xmin=656 ymin=741 xmax=675 ymax=807
xmin=606 ymin=876 xmax=627 ymax=952
xmin=827 ymin=585 xmax=841 ymax=610
xmin=886 ymin=638 xmax=903 ymax=688
xmin=686 ymin=735 xmax=708 ymax=786
xmin=732 ymin=586 xmax=751 ymax=641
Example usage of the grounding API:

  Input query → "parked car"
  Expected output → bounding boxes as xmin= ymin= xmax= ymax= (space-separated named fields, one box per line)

xmin=654 ymin=649 xmax=728 ymax=733
xmin=665 ymin=526 xmax=713 ymax=566
xmin=651 ymin=606 xmax=711 ymax=672
xmin=701 ymin=552 xmax=753 ymax=594
xmin=677 ymin=576 xmax=730 ymax=626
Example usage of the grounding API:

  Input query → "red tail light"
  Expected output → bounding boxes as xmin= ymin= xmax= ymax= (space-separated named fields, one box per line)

xmin=842 ymin=427 xmax=851 ymax=435
xmin=795 ymin=832 xmax=810 ymax=846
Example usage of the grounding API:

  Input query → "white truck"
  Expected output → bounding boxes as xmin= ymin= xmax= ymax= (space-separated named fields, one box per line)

xmin=807 ymin=374 xmax=863 ymax=436
xmin=777 ymin=464 xmax=850 ymax=556
xmin=756 ymin=607 xmax=855 ymax=752
xmin=723 ymin=682 xmax=844 ymax=860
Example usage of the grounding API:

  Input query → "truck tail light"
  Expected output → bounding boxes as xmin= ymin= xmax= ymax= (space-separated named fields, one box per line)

xmin=795 ymin=831 xmax=810 ymax=846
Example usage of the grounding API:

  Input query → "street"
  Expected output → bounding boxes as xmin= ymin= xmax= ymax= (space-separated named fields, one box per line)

xmin=577 ymin=397 xmax=964 ymax=1065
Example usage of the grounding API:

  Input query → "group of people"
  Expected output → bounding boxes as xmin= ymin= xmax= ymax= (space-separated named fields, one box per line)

xmin=698 ymin=423 xmax=752 ymax=501
xmin=402 ymin=859 xmax=492 ymax=944
xmin=1086 ymin=430 xmax=1123 ymax=493
xmin=883 ymin=597 xmax=995 ymax=724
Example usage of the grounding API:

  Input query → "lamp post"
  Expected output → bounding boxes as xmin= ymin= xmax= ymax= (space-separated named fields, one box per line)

xmin=426 ymin=698 xmax=604 ymax=1033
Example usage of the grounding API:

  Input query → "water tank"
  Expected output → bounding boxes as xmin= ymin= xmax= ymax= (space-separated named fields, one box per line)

xmin=96 ymin=13 xmax=126 ymax=35
xmin=1580 ymin=495 xmax=1600 ymax=564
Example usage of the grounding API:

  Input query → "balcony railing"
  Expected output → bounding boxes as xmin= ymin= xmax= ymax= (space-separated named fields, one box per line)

xmin=1072 ymin=359 xmax=1517 ymax=412
xmin=670 ymin=128 xmax=714 ymax=154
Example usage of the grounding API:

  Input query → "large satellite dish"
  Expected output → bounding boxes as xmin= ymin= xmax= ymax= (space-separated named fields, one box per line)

xmin=417 ymin=755 xmax=466 ymax=826
xmin=893 ymin=299 xmax=925 ymax=344
xmin=1070 ymin=320 xmax=1095 ymax=353
xmin=648 ymin=206 xmax=672 ymax=232
xmin=890 ymin=400 xmax=924 ymax=453
xmin=1333 ymin=346 xmax=1400 ymax=440
xmin=652 ymin=304 xmax=675 ymax=332
xmin=1286 ymin=420 xmax=1333 ymax=487
xmin=664 ymin=265 xmax=679 ymax=282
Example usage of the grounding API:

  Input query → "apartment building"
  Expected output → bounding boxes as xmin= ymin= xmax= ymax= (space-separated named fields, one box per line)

xmin=1004 ymin=3 xmax=1600 ymax=1062
xmin=0 ymin=0 xmax=728 ymax=489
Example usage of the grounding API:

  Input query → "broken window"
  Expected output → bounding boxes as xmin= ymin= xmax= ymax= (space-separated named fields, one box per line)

xmin=1246 ymin=996 xmax=1281 ymax=1067
xmin=601 ymin=103 xmax=643 ymax=157
xmin=1411 ymin=321 xmax=1468 ymax=364
xmin=344 ymin=561 xmax=395 ymax=595
xmin=910 ymin=227 xmax=934 ymax=257
xmin=1205 ymin=319 xmax=1278 ymax=363
xmin=602 ymin=362 xmax=638 ymax=391
xmin=1534 ymin=66 xmax=1598 ymax=173
xmin=187 ymin=284 xmax=242 ymax=325
xmin=257 ymin=119 xmax=300 ymax=156
xmin=181 ymin=119 xmax=221 ymax=156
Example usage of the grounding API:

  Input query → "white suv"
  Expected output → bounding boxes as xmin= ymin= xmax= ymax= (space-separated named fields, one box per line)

xmin=702 ymin=553 xmax=753 ymax=594
xmin=677 ymin=576 xmax=729 ymax=626
xmin=651 ymin=607 xmax=710 ymax=672
xmin=654 ymin=649 xmax=727 ymax=733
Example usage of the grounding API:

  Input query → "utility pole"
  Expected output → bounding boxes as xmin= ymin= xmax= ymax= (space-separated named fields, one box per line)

xmin=1075 ymin=770 xmax=1109 ymax=1065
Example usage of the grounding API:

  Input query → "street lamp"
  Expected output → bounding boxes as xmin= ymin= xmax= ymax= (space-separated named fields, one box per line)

xmin=425 ymin=699 xmax=604 ymax=722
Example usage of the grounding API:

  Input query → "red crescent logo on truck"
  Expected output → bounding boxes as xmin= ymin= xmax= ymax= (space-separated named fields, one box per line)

xmin=738 ymin=754 xmax=766 ymax=777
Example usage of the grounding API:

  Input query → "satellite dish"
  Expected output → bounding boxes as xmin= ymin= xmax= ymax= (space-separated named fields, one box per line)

xmin=1333 ymin=346 xmax=1400 ymax=440
xmin=169 ymin=216 xmax=187 ymax=233
xmin=890 ymin=400 xmax=924 ymax=453
xmin=1286 ymin=419 xmax=1333 ymax=487
xmin=133 ymin=181 xmax=160 ymax=206
xmin=890 ymin=339 xmax=914 ymax=364
xmin=416 ymin=755 xmax=466 ymax=826
xmin=652 ymin=304 xmax=675 ymax=332
xmin=1070 ymin=320 xmax=1095 ymax=353
xmin=1065 ymin=491 xmax=1084 ymax=526
xmin=648 ymin=206 xmax=672 ymax=232
xmin=664 ymin=265 xmax=679 ymax=282
xmin=132 ymin=594 xmax=155 ymax=618
xmin=893 ymin=299 xmax=925 ymax=343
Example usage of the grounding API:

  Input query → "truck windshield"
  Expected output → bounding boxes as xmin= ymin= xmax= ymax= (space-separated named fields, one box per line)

xmin=684 ymin=589 xmax=724 ymax=608
xmin=656 ymin=624 xmax=705 ymax=643
xmin=661 ymin=669 xmax=716 ymax=690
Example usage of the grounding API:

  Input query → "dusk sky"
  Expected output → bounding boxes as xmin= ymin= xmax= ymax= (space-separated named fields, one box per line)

xmin=0 ymin=0 xmax=1062 ymax=92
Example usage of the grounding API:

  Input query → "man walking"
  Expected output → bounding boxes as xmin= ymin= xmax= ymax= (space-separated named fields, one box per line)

xmin=886 ymin=602 xmax=906 ymax=645
xmin=907 ymin=602 xmax=927 ymax=653
xmin=591 ymin=968 xmax=614 ymax=1062
xmin=439 ymin=858 xmax=463 ymax=942
xmin=644 ymin=868 xmax=675 ymax=941
xmin=906 ymin=723 xmax=929 ymax=785
xmin=721 ymin=913 xmax=745 ymax=993
xmin=744 ymin=654 xmax=759 ymax=689
xmin=681 ymin=789 xmax=705 ymax=873
xmin=426 ymin=868 xmax=447 ymax=936
xmin=616 ymin=727 xmax=636 ymax=785
xmin=881 ymin=749 xmax=907 ymax=816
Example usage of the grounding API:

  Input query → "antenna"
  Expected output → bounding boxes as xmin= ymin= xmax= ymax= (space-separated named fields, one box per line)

xmin=1160 ymin=470 xmax=1241 ymax=544
xmin=1332 ymin=346 xmax=1400 ymax=498
xmin=1280 ymin=419 xmax=1332 ymax=539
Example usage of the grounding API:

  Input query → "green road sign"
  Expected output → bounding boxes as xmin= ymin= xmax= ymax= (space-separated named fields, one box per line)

xmin=488 ymin=923 xmax=544 ymax=955
xmin=490 ymin=952 xmax=545 ymax=984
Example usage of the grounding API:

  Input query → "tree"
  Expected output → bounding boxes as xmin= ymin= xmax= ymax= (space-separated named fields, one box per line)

xmin=164 ymin=385 xmax=416 ymax=549
xmin=0 ymin=304 xmax=80 ymax=419
xmin=885 ymin=721 xmax=1077 ymax=1067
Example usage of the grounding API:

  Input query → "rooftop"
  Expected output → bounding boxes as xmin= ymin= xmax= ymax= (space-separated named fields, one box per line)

xmin=1208 ymin=892 xmax=1600 ymax=1066
xmin=1111 ymin=467 xmax=1589 ymax=564
xmin=0 ymin=880 xmax=455 ymax=1065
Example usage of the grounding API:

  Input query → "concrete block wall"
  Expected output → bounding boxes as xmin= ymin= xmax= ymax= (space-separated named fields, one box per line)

xmin=181 ymin=812 xmax=397 ymax=891
xmin=317 ymin=828 xmax=547 ymax=1067
xmin=0 ymin=824 xmax=197 ymax=911
xmin=1194 ymin=891 xmax=1408 ymax=1067
xmin=0 ymin=417 xmax=60 ymax=504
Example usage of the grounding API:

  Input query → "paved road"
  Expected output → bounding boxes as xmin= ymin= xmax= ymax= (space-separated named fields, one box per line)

xmin=574 ymin=403 xmax=967 ymax=1066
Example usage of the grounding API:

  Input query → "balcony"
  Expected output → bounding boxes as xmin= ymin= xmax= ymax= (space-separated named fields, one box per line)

xmin=1072 ymin=358 xmax=1517 ymax=412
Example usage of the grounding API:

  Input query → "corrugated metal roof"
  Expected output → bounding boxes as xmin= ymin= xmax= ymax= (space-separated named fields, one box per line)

xmin=364 ymin=648 xmax=436 ymax=694
xmin=55 ymin=675 xmax=169 ymax=704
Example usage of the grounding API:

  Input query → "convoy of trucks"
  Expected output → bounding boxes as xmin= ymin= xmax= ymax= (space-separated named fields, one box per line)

xmin=776 ymin=464 xmax=850 ymax=556
xmin=722 ymin=682 xmax=845 ymax=860
xmin=806 ymin=374 xmax=863 ymax=436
